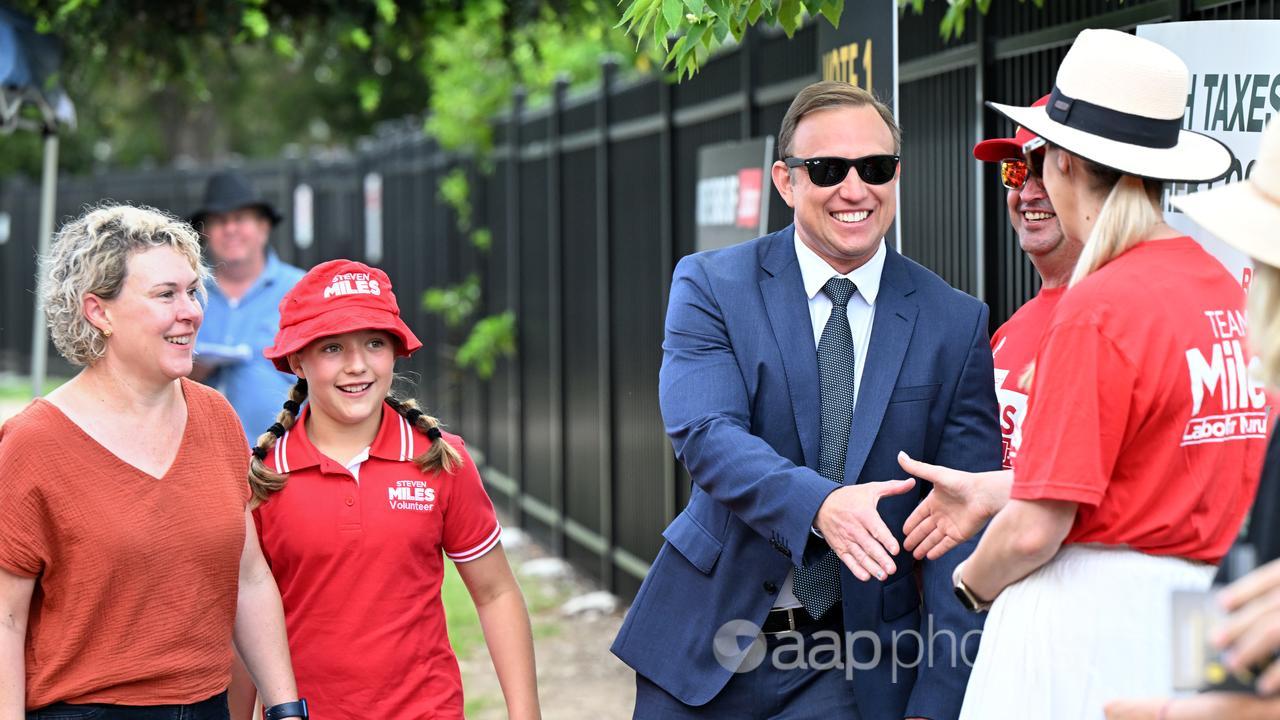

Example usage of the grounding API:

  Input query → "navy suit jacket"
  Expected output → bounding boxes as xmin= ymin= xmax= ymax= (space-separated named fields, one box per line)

xmin=612 ymin=226 xmax=1001 ymax=720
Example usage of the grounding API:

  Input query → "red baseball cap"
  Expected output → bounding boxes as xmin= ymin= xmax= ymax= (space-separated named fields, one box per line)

xmin=263 ymin=259 xmax=422 ymax=372
xmin=972 ymin=94 xmax=1051 ymax=162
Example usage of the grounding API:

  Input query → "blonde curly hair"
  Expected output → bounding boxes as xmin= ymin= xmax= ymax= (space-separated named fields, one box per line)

xmin=41 ymin=204 xmax=209 ymax=366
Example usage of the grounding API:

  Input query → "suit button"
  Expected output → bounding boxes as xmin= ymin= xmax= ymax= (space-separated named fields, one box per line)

xmin=763 ymin=581 xmax=778 ymax=594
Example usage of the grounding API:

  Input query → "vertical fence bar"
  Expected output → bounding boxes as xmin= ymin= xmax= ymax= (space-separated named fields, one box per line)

xmin=973 ymin=10 xmax=989 ymax=304
xmin=434 ymin=151 xmax=451 ymax=417
xmin=507 ymin=88 xmax=526 ymax=527
xmin=548 ymin=76 xmax=569 ymax=557
xmin=596 ymin=57 xmax=618 ymax=590
xmin=739 ymin=29 xmax=756 ymax=139
xmin=658 ymin=76 xmax=679 ymax=525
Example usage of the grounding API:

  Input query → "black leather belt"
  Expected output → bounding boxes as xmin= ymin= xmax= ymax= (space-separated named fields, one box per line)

xmin=762 ymin=606 xmax=835 ymax=634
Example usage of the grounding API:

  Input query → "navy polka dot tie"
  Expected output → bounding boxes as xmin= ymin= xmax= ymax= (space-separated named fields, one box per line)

xmin=793 ymin=277 xmax=857 ymax=619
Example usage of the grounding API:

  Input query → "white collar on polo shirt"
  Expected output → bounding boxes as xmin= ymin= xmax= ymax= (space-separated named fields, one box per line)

xmin=343 ymin=446 xmax=371 ymax=483
xmin=793 ymin=233 xmax=886 ymax=305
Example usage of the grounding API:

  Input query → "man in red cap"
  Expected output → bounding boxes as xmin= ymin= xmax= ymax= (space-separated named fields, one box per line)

xmin=972 ymin=94 xmax=1081 ymax=470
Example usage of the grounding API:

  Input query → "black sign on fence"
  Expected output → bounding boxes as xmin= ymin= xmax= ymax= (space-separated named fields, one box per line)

xmin=694 ymin=137 xmax=775 ymax=251
xmin=817 ymin=1 xmax=900 ymax=251
xmin=817 ymin=0 xmax=898 ymax=111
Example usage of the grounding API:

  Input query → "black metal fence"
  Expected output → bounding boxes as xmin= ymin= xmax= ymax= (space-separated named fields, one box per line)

xmin=1 ymin=0 xmax=1275 ymax=598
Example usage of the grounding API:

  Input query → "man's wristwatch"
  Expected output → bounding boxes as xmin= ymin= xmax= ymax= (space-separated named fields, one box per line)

xmin=952 ymin=562 xmax=993 ymax=613
xmin=264 ymin=699 xmax=309 ymax=720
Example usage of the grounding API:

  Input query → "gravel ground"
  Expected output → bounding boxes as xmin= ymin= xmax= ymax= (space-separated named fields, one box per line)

xmin=459 ymin=528 xmax=636 ymax=719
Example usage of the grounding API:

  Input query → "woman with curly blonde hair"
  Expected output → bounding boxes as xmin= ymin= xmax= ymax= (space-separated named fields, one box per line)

xmin=0 ymin=205 xmax=307 ymax=720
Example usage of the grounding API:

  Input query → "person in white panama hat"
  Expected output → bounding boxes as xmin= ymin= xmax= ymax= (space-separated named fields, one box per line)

xmin=1105 ymin=119 xmax=1280 ymax=720
xmin=891 ymin=28 xmax=1268 ymax=718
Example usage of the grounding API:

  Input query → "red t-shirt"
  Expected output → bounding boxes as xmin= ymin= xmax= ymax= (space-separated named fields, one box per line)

xmin=254 ymin=404 xmax=502 ymax=719
xmin=991 ymin=286 xmax=1066 ymax=470
xmin=1012 ymin=237 xmax=1267 ymax=562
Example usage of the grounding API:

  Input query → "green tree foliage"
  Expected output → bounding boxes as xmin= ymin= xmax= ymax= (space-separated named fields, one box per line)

xmin=424 ymin=0 xmax=639 ymax=153
xmin=3 ymin=0 xmax=640 ymax=173
xmin=901 ymin=0 xmax=1044 ymax=41
xmin=618 ymin=0 xmax=842 ymax=79
xmin=617 ymin=0 xmax=1042 ymax=78
xmin=456 ymin=312 xmax=516 ymax=380
xmin=422 ymin=274 xmax=483 ymax=331
xmin=5 ymin=0 xmax=646 ymax=389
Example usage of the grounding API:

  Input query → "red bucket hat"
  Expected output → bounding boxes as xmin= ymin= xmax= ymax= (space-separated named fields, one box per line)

xmin=263 ymin=259 xmax=422 ymax=372
xmin=972 ymin=94 xmax=1050 ymax=162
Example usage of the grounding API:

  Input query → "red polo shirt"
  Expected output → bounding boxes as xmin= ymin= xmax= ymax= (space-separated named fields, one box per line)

xmin=254 ymin=403 xmax=502 ymax=719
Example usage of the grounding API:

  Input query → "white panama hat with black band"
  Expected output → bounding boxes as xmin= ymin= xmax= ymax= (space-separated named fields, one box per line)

xmin=1171 ymin=119 xmax=1280 ymax=267
xmin=987 ymin=28 xmax=1233 ymax=183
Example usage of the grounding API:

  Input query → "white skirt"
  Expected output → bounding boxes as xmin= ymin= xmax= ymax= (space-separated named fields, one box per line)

xmin=959 ymin=544 xmax=1216 ymax=720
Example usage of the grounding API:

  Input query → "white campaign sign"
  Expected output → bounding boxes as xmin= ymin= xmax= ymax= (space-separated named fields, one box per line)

xmin=1139 ymin=21 xmax=1280 ymax=290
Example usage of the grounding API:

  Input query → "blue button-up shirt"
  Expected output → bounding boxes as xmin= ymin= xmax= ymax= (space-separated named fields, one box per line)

xmin=197 ymin=251 xmax=306 ymax=443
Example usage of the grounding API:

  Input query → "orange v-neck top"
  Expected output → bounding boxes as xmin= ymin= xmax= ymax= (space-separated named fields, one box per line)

xmin=0 ymin=378 xmax=251 ymax=709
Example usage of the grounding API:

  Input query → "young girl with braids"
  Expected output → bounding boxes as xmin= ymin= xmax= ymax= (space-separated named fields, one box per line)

xmin=235 ymin=259 xmax=541 ymax=720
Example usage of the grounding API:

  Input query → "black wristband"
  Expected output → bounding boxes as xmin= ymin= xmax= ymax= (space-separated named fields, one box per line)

xmin=264 ymin=698 xmax=308 ymax=720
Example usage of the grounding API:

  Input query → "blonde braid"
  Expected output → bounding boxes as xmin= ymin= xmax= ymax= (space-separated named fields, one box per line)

xmin=247 ymin=379 xmax=309 ymax=505
xmin=385 ymin=395 xmax=463 ymax=474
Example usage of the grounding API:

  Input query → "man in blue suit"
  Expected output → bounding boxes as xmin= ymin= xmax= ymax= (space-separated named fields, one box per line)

xmin=612 ymin=82 xmax=1001 ymax=719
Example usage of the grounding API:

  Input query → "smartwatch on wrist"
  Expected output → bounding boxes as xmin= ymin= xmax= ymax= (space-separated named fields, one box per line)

xmin=952 ymin=563 xmax=993 ymax=613
xmin=264 ymin=699 xmax=309 ymax=720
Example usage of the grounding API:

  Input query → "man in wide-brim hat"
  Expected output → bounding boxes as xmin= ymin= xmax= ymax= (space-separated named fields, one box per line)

xmin=189 ymin=170 xmax=305 ymax=443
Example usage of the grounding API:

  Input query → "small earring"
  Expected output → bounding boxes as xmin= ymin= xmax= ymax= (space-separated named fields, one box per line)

xmin=102 ymin=328 xmax=112 ymax=338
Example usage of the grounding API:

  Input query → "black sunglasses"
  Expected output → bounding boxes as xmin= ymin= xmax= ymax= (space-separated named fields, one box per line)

xmin=784 ymin=154 xmax=900 ymax=187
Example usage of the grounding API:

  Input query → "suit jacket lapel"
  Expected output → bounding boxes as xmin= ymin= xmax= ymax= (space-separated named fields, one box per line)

xmin=845 ymin=248 xmax=918 ymax=484
xmin=759 ymin=228 xmax=820 ymax=471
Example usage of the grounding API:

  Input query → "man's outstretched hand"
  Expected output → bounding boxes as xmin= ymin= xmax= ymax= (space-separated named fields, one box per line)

xmin=813 ymin=478 xmax=916 ymax=581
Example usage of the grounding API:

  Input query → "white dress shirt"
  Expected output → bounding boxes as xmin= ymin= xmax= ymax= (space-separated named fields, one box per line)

xmin=774 ymin=235 xmax=887 ymax=611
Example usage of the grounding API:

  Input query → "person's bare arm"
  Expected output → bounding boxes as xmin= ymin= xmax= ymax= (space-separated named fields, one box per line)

xmin=957 ymin=498 xmax=1077 ymax=603
xmin=231 ymin=510 xmax=301 ymax=716
xmin=0 ymin=568 xmax=34 ymax=720
xmin=227 ymin=649 xmax=259 ymax=720
xmin=455 ymin=545 xmax=541 ymax=720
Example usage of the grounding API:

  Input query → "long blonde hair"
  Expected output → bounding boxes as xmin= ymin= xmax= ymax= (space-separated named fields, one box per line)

xmin=1068 ymin=157 xmax=1164 ymax=286
xmin=1019 ymin=148 xmax=1164 ymax=392
xmin=1248 ymin=263 xmax=1280 ymax=388
xmin=247 ymin=378 xmax=462 ymax=504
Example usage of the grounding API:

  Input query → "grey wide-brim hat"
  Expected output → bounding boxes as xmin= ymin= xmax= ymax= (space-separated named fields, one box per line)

xmin=988 ymin=29 xmax=1233 ymax=183
xmin=189 ymin=170 xmax=283 ymax=228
